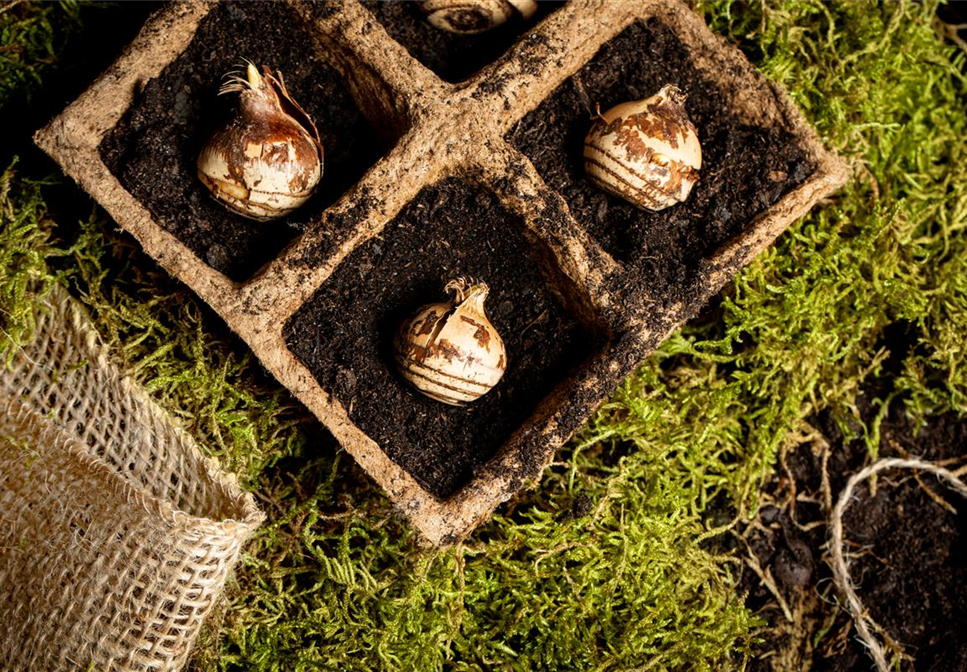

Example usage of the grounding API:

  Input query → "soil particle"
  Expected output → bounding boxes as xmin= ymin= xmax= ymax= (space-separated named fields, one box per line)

xmin=100 ymin=2 xmax=387 ymax=282
xmin=284 ymin=178 xmax=602 ymax=499
xmin=361 ymin=1 xmax=564 ymax=83
xmin=507 ymin=19 xmax=815 ymax=295
xmin=558 ymin=492 xmax=592 ymax=522
xmin=772 ymin=516 xmax=815 ymax=589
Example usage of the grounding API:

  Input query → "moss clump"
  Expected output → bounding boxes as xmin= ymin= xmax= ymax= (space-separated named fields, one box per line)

xmin=0 ymin=160 xmax=62 ymax=364
xmin=0 ymin=1 xmax=80 ymax=114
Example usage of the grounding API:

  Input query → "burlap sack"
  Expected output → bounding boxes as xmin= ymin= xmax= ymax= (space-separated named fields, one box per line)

xmin=0 ymin=285 xmax=264 ymax=671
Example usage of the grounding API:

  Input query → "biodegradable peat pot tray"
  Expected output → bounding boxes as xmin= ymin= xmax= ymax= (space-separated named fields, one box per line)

xmin=36 ymin=0 xmax=848 ymax=546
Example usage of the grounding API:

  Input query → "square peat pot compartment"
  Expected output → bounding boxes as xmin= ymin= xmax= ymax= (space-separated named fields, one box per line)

xmin=283 ymin=178 xmax=606 ymax=500
xmin=360 ymin=1 xmax=566 ymax=84
xmin=508 ymin=18 xmax=817 ymax=295
xmin=98 ymin=1 xmax=396 ymax=284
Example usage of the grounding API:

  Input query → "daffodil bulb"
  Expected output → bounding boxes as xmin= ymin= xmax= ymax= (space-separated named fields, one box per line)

xmin=418 ymin=0 xmax=537 ymax=35
xmin=584 ymin=84 xmax=701 ymax=211
xmin=197 ymin=62 xmax=323 ymax=221
xmin=394 ymin=279 xmax=507 ymax=405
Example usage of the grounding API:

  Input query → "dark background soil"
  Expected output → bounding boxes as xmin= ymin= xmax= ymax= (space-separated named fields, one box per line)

xmin=508 ymin=19 xmax=814 ymax=301
xmin=361 ymin=1 xmax=565 ymax=83
xmin=284 ymin=178 xmax=601 ymax=499
xmin=741 ymin=388 xmax=967 ymax=671
xmin=100 ymin=2 xmax=389 ymax=282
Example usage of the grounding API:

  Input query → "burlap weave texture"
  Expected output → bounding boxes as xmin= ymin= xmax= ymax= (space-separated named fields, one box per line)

xmin=0 ymin=286 xmax=264 ymax=671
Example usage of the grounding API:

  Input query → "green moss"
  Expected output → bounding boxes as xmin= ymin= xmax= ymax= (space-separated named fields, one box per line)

xmin=0 ymin=160 xmax=63 ymax=364
xmin=672 ymin=0 xmax=967 ymax=485
xmin=201 ymin=432 xmax=756 ymax=671
xmin=2 ymin=1 xmax=966 ymax=670
xmin=0 ymin=0 xmax=80 ymax=113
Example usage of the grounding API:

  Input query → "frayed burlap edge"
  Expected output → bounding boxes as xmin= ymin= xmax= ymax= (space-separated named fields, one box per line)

xmin=0 ymin=285 xmax=264 ymax=672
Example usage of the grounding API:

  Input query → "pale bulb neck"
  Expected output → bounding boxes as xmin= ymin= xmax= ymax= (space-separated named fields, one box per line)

xmin=460 ymin=284 xmax=490 ymax=314
xmin=657 ymin=84 xmax=687 ymax=108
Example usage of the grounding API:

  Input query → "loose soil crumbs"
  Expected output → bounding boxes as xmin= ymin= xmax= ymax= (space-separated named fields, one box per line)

xmin=742 ymin=390 xmax=967 ymax=672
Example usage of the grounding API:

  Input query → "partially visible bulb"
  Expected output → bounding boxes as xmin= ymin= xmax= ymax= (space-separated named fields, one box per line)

xmin=394 ymin=279 xmax=507 ymax=406
xmin=417 ymin=0 xmax=537 ymax=35
xmin=197 ymin=63 xmax=323 ymax=221
xmin=583 ymin=84 xmax=701 ymax=211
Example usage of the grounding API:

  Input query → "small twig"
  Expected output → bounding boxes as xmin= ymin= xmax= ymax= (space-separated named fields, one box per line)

xmin=738 ymin=532 xmax=794 ymax=623
xmin=820 ymin=438 xmax=833 ymax=514
xmin=934 ymin=17 xmax=967 ymax=55
xmin=571 ymin=74 xmax=593 ymax=117
xmin=779 ymin=444 xmax=799 ymax=516
xmin=829 ymin=457 xmax=967 ymax=672
xmin=518 ymin=309 xmax=549 ymax=339
xmin=913 ymin=471 xmax=959 ymax=514
xmin=744 ymin=555 xmax=794 ymax=623
xmin=0 ymin=0 xmax=26 ymax=18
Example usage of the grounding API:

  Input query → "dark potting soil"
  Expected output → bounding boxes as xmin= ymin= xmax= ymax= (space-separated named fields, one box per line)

xmin=360 ymin=0 xmax=565 ymax=83
xmin=508 ymin=20 xmax=815 ymax=288
xmin=284 ymin=178 xmax=601 ymax=499
xmin=100 ymin=2 xmax=388 ymax=283
xmin=742 ymin=393 xmax=967 ymax=672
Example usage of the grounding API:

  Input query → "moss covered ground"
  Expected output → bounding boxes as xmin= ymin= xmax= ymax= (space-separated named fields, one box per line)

xmin=1 ymin=1 xmax=966 ymax=670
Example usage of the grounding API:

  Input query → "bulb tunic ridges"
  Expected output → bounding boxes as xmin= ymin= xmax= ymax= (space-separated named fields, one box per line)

xmin=394 ymin=280 xmax=507 ymax=406
xmin=584 ymin=84 xmax=701 ymax=212
xmin=197 ymin=63 xmax=324 ymax=221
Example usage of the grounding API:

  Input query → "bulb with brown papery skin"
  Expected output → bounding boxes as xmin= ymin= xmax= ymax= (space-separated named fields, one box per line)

xmin=197 ymin=63 xmax=323 ymax=221
xmin=394 ymin=279 xmax=507 ymax=406
xmin=583 ymin=84 xmax=702 ymax=211
xmin=417 ymin=0 xmax=537 ymax=35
